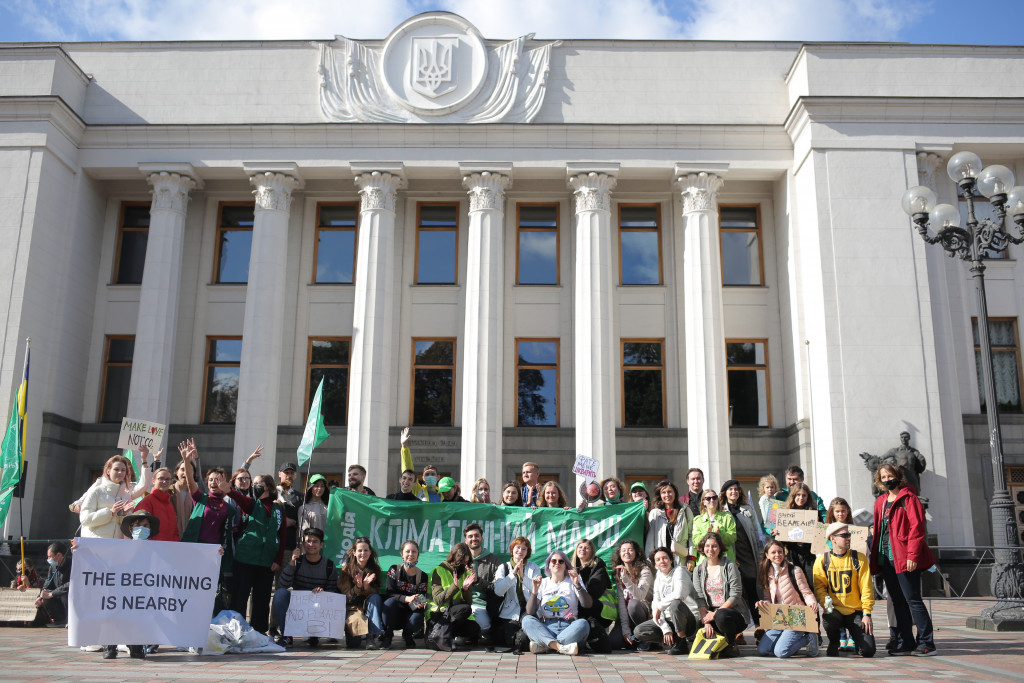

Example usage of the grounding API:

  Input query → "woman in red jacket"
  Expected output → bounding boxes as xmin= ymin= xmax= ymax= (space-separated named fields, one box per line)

xmin=870 ymin=463 xmax=935 ymax=656
xmin=134 ymin=467 xmax=180 ymax=541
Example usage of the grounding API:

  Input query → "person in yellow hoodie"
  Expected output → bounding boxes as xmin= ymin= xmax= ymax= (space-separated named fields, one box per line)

xmin=813 ymin=522 xmax=876 ymax=658
xmin=398 ymin=427 xmax=443 ymax=502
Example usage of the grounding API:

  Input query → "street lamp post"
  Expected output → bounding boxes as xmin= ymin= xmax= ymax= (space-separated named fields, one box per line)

xmin=902 ymin=151 xmax=1024 ymax=630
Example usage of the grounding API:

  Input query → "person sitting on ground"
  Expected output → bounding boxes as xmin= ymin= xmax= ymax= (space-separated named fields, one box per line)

xmin=538 ymin=481 xmax=571 ymax=509
xmin=11 ymin=558 xmax=41 ymax=590
xmin=387 ymin=469 xmax=421 ymax=501
xmin=571 ymin=538 xmax=615 ymax=653
xmin=493 ymin=536 xmax=542 ymax=655
xmin=425 ymin=542 xmax=479 ymax=651
xmin=646 ymin=480 xmax=695 ymax=571
xmin=755 ymin=540 xmax=819 ymax=658
xmin=521 ymin=550 xmax=592 ymax=655
xmin=438 ymin=477 xmax=468 ymax=502
xmin=134 ymin=467 xmax=180 ymax=542
xmin=338 ymin=536 xmax=385 ymax=649
xmin=613 ymin=539 xmax=653 ymax=650
xmin=273 ymin=527 xmax=339 ymax=649
xmin=470 ymin=478 xmax=492 ymax=503
xmin=382 ymin=540 xmax=428 ymax=649
xmin=464 ymin=522 xmax=501 ymax=650
xmin=814 ymin=522 xmax=876 ymax=658
xmin=633 ymin=547 xmax=698 ymax=655
xmin=300 ymin=474 xmax=330 ymax=533
xmin=693 ymin=532 xmax=749 ymax=658
xmin=102 ymin=510 xmax=162 ymax=660
xmin=499 ymin=480 xmax=524 ymax=506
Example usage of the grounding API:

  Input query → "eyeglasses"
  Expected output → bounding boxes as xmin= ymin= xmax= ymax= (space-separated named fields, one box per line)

xmin=550 ymin=558 xmax=565 ymax=565
xmin=833 ymin=532 xmax=852 ymax=539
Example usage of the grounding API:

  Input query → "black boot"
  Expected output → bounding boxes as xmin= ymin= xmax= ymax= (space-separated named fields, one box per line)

xmin=102 ymin=645 xmax=118 ymax=659
xmin=128 ymin=645 xmax=146 ymax=659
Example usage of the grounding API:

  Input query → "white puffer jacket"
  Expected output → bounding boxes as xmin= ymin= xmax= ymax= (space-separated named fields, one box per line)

xmin=78 ymin=469 xmax=151 ymax=538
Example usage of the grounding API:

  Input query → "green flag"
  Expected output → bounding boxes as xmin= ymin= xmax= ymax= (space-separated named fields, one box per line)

xmin=297 ymin=377 xmax=329 ymax=466
xmin=0 ymin=402 xmax=22 ymax=528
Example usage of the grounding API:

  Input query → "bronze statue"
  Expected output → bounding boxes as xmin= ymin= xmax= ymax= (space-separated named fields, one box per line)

xmin=859 ymin=431 xmax=928 ymax=505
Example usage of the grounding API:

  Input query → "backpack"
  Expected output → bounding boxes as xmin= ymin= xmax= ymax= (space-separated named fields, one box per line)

xmin=822 ymin=550 xmax=861 ymax=572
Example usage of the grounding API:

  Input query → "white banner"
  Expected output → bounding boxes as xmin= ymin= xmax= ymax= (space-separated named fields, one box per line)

xmin=283 ymin=590 xmax=347 ymax=639
xmin=68 ymin=537 xmax=220 ymax=648
xmin=117 ymin=417 xmax=166 ymax=452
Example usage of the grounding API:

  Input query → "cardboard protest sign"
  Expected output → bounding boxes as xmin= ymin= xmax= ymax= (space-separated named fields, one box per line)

xmin=811 ymin=524 xmax=869 ymax=556
xmin=284 ymin=590 xmax=346 ymax=639
xmin=117 ymin=417 xmax=166 ymax=452
xmin=571 ymin=454 xmax=599 ymax=481
xmin=0 ymin=588 xmax=41 ymax=622
xmin=68 ymin=537 xmax=220 ymax=648
xmin=758 ymin=602 xmax=818 ymax=633
xmin=763 ymin=498 xmax=783 ymax=533
xmin=773 ymin=509 xmax=818 ymax=543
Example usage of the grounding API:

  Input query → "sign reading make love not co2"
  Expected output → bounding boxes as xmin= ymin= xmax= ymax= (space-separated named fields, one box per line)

xmin=117 ymin=417 xmax=166 ymax=452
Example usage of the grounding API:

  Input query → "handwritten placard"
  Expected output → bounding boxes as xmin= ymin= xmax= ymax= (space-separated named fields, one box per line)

xmin=811 ymin=524 xmax=869 ymax=556
xmin=763 ymin=498 xmax=783 ymax=533
xmin=117 ymin=417 xmax=166 ymax=452
xmin=283 ymin=590 xmax=347 ymax=639
xmin=571 ymin=454 xmax=599 ymax=481
xmin=758 ymin=602 xmax=818 ymax=633
xmin=0 ymin=588 xmax=40 ymax=622
xmin=773 ymin=509 xmax=818 ymax=543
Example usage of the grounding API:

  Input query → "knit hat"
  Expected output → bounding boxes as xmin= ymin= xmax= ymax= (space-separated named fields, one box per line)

xmin=825 ymin=521 xmax=849 ymax=538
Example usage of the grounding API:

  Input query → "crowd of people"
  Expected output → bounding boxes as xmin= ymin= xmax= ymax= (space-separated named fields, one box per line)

xmin=20 ymin=427 xmax=937 ymax=660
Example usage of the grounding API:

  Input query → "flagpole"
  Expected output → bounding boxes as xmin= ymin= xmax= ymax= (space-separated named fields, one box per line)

xmin=17 ymin=338 xmax=29 ymax=545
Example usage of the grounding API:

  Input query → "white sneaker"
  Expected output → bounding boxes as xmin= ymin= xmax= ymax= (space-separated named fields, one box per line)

xmin=529 ymin=641 xmax=548 ymax=654
xmin=558 ymin=642 xmax=578 ymax=656
xmin=80 ymin=645 xmax=102 ymax=652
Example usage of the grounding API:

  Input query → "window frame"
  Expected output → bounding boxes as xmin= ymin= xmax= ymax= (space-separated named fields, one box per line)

xmin=113 ymin=201 xmax=150 ymax=285
xmin=719 ymin=203 xmax=766 ymax=287
xmin=618 ymin=203 xmax=663 ymax=286
xmin=312 ymin=202 xmax=359 ymax=285
xmin=515 ymin=203 xmax=560 ymax=286
xmin=212 ymin=201 xmax=256 ymax=285
xmin=98 ymin=334 xmax=135 ymax=423
xmin=515 ymin=337 xmax=560 ymax=427
xmin=620 ymin=338 xmax=666 ymax=428
xmin=414 ymin=202 xmax=459 ymax=285
xmin=306 ymin=336 xmax=352 ymax=426
xmin=202 ymin=335 xmax=243 ymax=424
xmin=725 ymin=337 xmax=772 ymax=427
xmin=972 ymin=316 xmax=1023 ymax=413
xmin=410 ymin=337 xmax=458 ymax=426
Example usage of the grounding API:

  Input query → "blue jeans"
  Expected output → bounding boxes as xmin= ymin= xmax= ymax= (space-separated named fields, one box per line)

xmin=757 ymin=629 xmax=815 ymax=658
xmin=272 ymin=588 xmax=292 ymax=633
xmin=383 ymin=596 xmax=425 ymax=637
xmin=521 ymin=616 xmax=590 ymax=647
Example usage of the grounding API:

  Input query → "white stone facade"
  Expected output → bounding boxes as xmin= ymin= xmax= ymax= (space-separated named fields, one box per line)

xmin=2 ymin=13 xmax=1024 ymax=547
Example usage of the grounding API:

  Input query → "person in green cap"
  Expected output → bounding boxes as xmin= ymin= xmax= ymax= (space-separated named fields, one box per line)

xmin=439 ymin=477 xmax=468 ymax=503
xmin=301 ymin=474 xmax=330 ymax=533
xmin=630 ymin=481 xmax=651 ymax=513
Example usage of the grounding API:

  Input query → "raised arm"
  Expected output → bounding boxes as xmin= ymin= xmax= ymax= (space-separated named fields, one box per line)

xmin=179 ymin=439 xmax=199 ymax=495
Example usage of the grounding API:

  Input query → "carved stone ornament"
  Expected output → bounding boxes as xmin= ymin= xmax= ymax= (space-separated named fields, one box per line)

xmin=917 ymin=152 xmax=944 ymax=191
xmin=569 ymin=172 xmax=617 ymax=214
xmin=463 ymin=171 xmax=511 ymax=213
xmin=355 ymin=171 xmax=403 ymax=213
xmin=318 ymin=12 xmax=558 ymax=124
xmin=676 ymin=172 xmax=724 ymax=213
xmin=250 ymin=172 xmax=300 ymax=213
xmin=147 ymin=171 xmax=196 ymax=214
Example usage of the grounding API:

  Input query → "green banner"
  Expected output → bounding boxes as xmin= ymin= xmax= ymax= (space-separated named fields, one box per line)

xmin=324 ymin=488 xmax=646 ymax=573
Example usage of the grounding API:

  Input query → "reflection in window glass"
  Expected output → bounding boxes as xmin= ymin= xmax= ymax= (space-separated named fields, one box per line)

xmin=215 ymin=205 xmax=255 ymax=284
xmin=973 ymin=318 xmax=1022 ymax=413
xmin=309 ymin=338 xmax=350 ymax=425
xmin=726 ymin=341 xmax=769 ymax=426
xmin=417 ymin=204 xmax=458 ymax=284
xmin=204 ymin=338 xmax=242 ymax=423
xmin=622 ymin=340 xmax=664 ymax=427
xmin=315 ymin=204 xmax=357 ymax=283
xmin=115 ymin=204 xmax=151 ymax=285
xmin=413 ymin=339 xmax=455 ymax=425
xmin=518 ymin=205 xmax=558 ymax=285
xmin=720 ymin=206 xmax=763 ymax=286
xmin=620 ymin=206 xmax=661 ymax=285
xmin=517 ymin=340 xmax=558 ymax=426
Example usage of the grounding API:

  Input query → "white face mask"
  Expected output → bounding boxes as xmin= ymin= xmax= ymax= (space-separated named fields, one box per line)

xmin=132 ymin=526 xmax=151 ymax=541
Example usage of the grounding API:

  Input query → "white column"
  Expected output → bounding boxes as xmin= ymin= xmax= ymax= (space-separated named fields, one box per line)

xmin=232 ymin=165 xmax=301 ymax=467
xmin=346 ymin=165 xmax=404 ymax=496
xmin=126 ymin=164 xmax=200 ymax=427
xmin=676 ymin=169 xmax=732 ymax=486
xmin=569 ymin=164 xmax=619 ymax=492
xmin=460 ymin=166 xmax=511 ymax=489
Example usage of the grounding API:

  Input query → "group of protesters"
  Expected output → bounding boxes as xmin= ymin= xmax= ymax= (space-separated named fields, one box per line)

xmin=24 ymin=425 xmax=936 ymax=660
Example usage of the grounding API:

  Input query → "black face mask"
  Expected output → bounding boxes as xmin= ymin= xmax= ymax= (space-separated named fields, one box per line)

xmin=252 ymin=484 xmax=266 ymax=499
xmin=883 ymin=479 xmax=899 ymax=491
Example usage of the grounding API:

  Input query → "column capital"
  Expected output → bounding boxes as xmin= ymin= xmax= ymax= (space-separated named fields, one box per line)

xmin=249 ymin=171 xmax=301 ymax=213
xmin=675 ymin=171 xmax=725 ymax=214
xmin=354 ymin=170 xmax=405 ymax=213
xmin=917 ymin=151 xmax=945 ymax=191
xmin=569 ymin=172 xmax=618 ymax=213
xmin=145 ymin=171 xmax=198 ymax=214
xmin=462 ymin=170 xmax=511 ymax=213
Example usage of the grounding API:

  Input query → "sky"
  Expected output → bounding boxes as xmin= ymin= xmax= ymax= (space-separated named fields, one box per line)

xmin=0 ymin=0 xmax=1021 ymax=44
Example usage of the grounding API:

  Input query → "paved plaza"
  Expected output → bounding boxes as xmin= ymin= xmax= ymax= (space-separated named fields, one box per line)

xmin=4 ymin=599 xmax=1023 ymax=682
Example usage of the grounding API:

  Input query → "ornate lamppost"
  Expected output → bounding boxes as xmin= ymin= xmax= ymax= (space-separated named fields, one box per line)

xmin=902 ymin=152 xmax=1024 ymax=629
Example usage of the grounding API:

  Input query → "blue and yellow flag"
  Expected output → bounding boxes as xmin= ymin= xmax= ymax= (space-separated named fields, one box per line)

xmin=0 ymin=344 xmax=27 ymax=528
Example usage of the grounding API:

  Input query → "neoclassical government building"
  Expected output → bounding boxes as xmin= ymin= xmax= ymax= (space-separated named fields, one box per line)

xmin=2 ymin=12 xmax=1023 ymax=545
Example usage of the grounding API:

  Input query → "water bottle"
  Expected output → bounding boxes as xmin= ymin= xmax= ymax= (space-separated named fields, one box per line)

xmin=824 ymin=596 xmax=834 ymax=614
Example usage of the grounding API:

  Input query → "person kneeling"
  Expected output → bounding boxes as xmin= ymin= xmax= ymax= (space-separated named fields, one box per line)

xmin=813 ymin=522 xmax=876 ymax=658
xmin=273 ymin=528 xmax=339 ymax=648
xmin=633 ymin=547 xmax=698 ymax=655
xmin=520 ymin=551 xmax=591 ymax=656
xmin=425 ymin=543 xmax=480 ymax=651
xmin=755 ymin=540 xmax=819 ymax=658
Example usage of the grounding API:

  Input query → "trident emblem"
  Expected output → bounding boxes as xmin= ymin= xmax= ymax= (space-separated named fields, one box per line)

xmin=412 ymin=37 xmax=458 ymax=98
